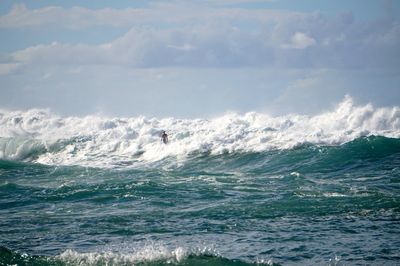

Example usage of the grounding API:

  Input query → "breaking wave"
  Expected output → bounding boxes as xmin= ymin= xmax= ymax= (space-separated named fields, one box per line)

xmin=0 ymin=96 xmax=399 ymax=167
xmin=0 ymin=245 xmax=274 ymax=266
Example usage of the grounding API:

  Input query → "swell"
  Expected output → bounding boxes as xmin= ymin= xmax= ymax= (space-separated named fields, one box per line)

xmin=171 ymin=136 xmax=400 ymax=176
xmin=1 ymin=136 xmax=398 ymax=215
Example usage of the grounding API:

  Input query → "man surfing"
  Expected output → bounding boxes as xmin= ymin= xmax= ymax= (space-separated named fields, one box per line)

xmin=161 ymin=131 xmax=168 ymax=144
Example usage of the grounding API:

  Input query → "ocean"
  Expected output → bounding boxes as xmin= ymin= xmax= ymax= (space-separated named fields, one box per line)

xmin=1 ymin=98 xmax=400 ymax=265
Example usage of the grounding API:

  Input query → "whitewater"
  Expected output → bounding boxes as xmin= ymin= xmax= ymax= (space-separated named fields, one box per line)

xmin=1 ymin=96 xmax=400 ymax=265
xmin=1 ymin=96 xmax=399 ymax=167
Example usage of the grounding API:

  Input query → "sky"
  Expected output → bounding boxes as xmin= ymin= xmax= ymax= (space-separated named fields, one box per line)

xmin=0 ymin=0 xmax=399 ymax=118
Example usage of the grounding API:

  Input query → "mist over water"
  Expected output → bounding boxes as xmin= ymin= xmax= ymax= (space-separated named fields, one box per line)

xmin=1 ymin=96 xmax=400 ymax=265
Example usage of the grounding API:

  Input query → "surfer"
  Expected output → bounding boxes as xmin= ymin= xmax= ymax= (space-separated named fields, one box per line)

xmin=161 ymin=131 xmax=168 ymax=144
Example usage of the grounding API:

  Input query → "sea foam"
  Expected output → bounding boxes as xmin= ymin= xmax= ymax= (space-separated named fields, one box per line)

xmin=0 ymin=96 xmax=399 ymax=167
xmin=56 ymin=243 xmax=222 ymax=266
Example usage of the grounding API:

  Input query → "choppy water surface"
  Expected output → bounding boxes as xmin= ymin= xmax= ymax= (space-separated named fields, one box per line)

xmin=1 ymin=100 xmax=400 ymax=265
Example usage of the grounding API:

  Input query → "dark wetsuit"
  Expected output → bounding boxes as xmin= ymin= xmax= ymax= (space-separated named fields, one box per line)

xmin=161 ymin=132 xmax=168 ymax=144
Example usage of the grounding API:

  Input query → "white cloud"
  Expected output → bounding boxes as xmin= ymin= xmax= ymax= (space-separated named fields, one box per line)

xmin=11 ymin=26 xmax=269 ymax=67
xmin=282 ymin=32 xmax=316 ymax=49
xmin=0 ymin=63 xmax=21 ymax=75
xmin=0 ymin=3 xmax=399 ymax=118
xmin=12 ymin=42 xmax=106 ymax=65
xmin=167 ymin=44 xmax=197 ymax=52
xmin=2 ymin=4 xmax=400 ymax=70
xmin=0 ymin=3 xmax=298 ymax=29
xmin=0 ymin=4 xmax=154 ymax=29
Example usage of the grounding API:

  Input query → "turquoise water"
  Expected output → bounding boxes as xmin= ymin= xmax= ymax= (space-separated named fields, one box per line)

xmin=1 ymin=136 xmax=400 ymax=265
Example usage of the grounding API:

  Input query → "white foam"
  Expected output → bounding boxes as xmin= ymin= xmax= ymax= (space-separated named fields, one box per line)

xmin=0 ymin=96 xmax=399 ymax=167
xmin=56 ymin=244 xmax=218 ymax=265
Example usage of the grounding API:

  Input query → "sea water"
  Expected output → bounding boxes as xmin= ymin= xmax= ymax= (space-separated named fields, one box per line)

xmin=1 ymin=97 xmax=400 ymax=265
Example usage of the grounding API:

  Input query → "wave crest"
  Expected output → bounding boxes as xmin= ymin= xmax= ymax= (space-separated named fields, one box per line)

xmin=0 ymin=97 xmax=399 ymax=167
xmin=57 ymin=246 xmax=189 ymax=265
xmin=0 ymin=244 xmax=273 ymax=266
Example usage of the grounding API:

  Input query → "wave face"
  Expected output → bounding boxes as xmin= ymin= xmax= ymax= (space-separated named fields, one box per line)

xmin=0 ymin=96 xmax=399 ymax=167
